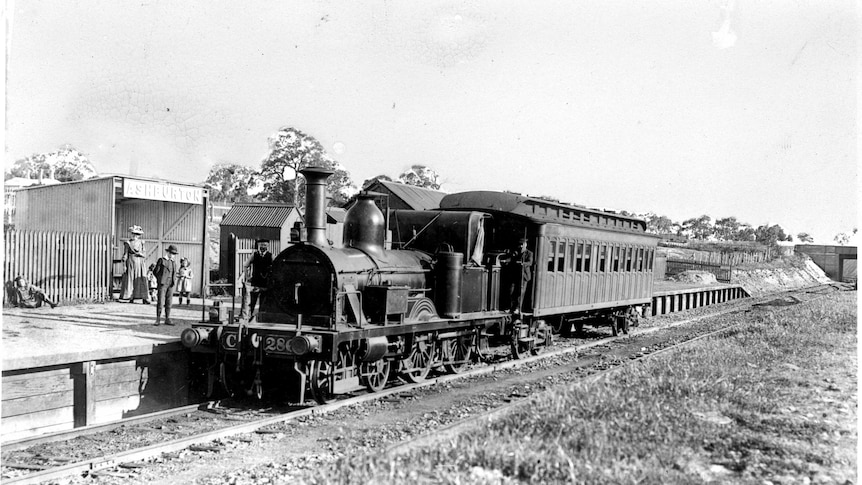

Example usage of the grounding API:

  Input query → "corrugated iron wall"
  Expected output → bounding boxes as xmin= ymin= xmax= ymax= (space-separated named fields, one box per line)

xmin=14 ymin=178 xmax=114 ymax=233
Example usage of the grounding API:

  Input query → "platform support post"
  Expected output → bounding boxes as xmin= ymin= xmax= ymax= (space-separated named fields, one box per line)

xmin=72 ymin=360 xmax=97 ymax=427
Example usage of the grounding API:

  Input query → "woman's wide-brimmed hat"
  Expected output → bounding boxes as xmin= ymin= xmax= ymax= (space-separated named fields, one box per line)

xmin=128 ymin=225 xmax=144 ymax=235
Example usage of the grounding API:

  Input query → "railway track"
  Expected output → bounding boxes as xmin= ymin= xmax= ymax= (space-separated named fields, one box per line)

xmin=1 ymin=284 xmax=844 ymax=484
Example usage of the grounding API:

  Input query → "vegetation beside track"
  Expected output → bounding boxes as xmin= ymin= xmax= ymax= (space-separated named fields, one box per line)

xmin=305 ymin=292 xmax=857 ymax=484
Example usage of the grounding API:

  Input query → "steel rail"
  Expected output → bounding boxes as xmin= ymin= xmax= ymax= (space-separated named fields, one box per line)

xmin=1 ymin=403 xmax=213 ymax=452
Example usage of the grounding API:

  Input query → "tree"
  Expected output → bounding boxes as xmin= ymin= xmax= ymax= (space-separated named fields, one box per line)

xmin=644 ymin=213 xmax=674 ymax=234
xmin=326 ymin=163 xmax=357 ymax=207
xmin=6 ymin=145 xmax=98 ymax=182
xmin=714 ymin=217 xmax=741 ymax=241
xmin=833 ymin=228 xmax=857 ymax=246
xmin=754 ymin=224 xmax=788 ymax=248
xmin=361 ymin=174 xmax=393 ymax=190
xmin=398 ymin=165 xmax=441 ymax=190
xmin=796 ymin=232 xmax=814 ymax=243
xmin=203 ymin=163 xmax=260 ymax=202
xmin=734 ymin=223 xmax=755 ymax=241
xmin=681 ymin=215 xmax=713 ymax=240
xmin=258 ymin=127 xmax=355 ymax=208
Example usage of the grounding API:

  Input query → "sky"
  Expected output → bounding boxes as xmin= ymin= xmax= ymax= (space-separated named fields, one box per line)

xmin=4 ymin=0 xmax=858 ymax=244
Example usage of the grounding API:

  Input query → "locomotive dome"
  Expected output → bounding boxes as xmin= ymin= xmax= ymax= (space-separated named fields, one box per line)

xmin=343 ymin=192 xmax=386 ymax=256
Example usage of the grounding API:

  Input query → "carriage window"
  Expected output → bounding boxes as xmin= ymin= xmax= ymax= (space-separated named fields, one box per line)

xmin=598 ymin=244 xmax=607 ymax=272
xmin=568 ymin=243 xmax=576 ymax=272
xmin=548 ymin=241 xmax=557 ymax=272
xmin=584 ymin=243 xmax=593 ymax=272
xmin=611 ymin=246 xmax=619 ymax=272
xmin=648 ymin=248 xmax=654 ymax=270
xmin=575 ymin=242 xmax=584 ymax=272
xmin=638 ymin=248 xmax=645 ymax=271
xmin=625 ymin=247 xmax=633 ymax=271
xmin=557 ymin=242 xmax=566 ymax=272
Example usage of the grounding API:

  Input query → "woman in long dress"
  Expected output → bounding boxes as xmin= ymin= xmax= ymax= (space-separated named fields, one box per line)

xmin=120 ymin=225 xmax=150 ymax=303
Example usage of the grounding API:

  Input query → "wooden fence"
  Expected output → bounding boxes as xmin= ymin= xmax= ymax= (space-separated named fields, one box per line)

xmin=4 ymin=230 xmax=112 ymax=303
xmin=659 ymin=244 xmax=770 ymax=266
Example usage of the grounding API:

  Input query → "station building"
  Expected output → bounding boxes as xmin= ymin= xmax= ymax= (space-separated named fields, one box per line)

xmin=9 ymin=175 xmax=209 ymax=299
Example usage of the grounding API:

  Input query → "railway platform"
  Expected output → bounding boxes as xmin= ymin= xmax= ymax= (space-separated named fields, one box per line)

xmin=1 ymin=299 xmax=237 ymax=443
xmin=651 ymin=281 xmax=749 ymax=316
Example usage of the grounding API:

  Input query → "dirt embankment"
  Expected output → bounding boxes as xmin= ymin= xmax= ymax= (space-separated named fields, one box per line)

xmin=667 ymin=254 xmax=833 ymax=297
xmin=732 ymin=255 xmax=833 ymax=297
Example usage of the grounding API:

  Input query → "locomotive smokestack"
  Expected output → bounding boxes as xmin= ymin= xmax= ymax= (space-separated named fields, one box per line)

xmin=300 ymin=166 xmax=334 ymax=247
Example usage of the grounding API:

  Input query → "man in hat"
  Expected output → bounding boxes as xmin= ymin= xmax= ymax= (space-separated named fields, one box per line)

xmin=504 ymin=237 xmax=534 ymax=315
xmin=12 ymin=276 xmax=59 ymax=309
xmin=239 ymin=239 xmax=273 ymax=321
xmin=153 ymin=245 xmax=179 ymax=326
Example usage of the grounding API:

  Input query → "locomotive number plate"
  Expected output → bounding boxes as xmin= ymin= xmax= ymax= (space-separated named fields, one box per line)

xmin=263 ymin=336 xmax=292 ymax=355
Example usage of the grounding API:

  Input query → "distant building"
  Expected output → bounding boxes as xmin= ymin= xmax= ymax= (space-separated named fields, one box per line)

xmin=357 ymin=180 xmax=446 ymax=211
xmin=218 ymin=203 xmax=344 ymax=283
xmin=208 ymin=202 xmax=233 ymax=222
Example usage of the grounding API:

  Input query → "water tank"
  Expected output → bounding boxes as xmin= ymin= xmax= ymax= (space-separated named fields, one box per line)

xmin=435 ymin=252 xmax=463 ymax=317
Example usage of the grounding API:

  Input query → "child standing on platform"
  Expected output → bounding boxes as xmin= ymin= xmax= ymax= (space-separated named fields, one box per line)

xmin=147 ymin=264 xmax=158 ymax=303
xmin=177 ymin=257 xmax=194 ymax=305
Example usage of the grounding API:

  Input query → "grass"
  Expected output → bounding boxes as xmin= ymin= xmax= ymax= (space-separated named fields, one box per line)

xmin=301 ymin=292 xmax=857 ymax=484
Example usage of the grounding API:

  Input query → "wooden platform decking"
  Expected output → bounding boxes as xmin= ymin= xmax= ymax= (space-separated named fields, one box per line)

xmin=1 ymin=299 xmax=231 ymax=442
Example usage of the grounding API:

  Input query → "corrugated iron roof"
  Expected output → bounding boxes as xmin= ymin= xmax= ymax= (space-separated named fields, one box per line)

xmin=220 ymin=203 xmax=296 ymax=228
xmin=327 ymin=207 xmax=346 ymax=223
xmin=372 ymin=180 xmax=446 ymax=210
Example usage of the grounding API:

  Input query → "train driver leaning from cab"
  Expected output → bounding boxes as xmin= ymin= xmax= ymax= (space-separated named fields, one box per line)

xmin=503 ymin=237 xmax=533 ymax=315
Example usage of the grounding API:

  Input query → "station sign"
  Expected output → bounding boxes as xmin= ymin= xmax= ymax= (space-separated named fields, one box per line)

xmin=123 ymin=179 xmax=204 ymax=205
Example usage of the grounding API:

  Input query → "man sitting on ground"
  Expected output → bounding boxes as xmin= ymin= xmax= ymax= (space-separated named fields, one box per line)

xmin=13 ymin=276 xmax=59 ymax=308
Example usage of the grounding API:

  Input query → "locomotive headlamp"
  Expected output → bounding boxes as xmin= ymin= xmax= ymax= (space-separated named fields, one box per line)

xmin=181 ymin=328 xmax=212 ymax=348
xmin=288 ymin=335 xmax=319 ymax=356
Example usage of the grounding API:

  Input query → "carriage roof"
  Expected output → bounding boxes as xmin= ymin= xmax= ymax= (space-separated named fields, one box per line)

xmin=439 ymin=191 xmax=649 ymax=234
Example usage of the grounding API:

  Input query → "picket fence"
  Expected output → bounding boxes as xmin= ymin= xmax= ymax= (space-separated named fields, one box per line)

xmin=4 ymin=230 xmax=112 ymax=303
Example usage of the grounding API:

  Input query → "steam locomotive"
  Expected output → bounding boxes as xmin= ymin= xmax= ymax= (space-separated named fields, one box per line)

xmin=182 ymin=167 xmax=658 ymax=404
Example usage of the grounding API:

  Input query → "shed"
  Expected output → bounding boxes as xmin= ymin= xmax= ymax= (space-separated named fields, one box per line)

xmin=11 ymin=175 xmax=209 ymax=298
xmin=359 ymin=180 xmax=446 ymax=210
xmin=218 ymin=203 xmax=345 ymax=281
